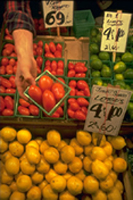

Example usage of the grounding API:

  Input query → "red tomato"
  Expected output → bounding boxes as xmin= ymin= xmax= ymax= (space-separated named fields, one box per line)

xmin=76 ymin=91 xmax=85 ymax=96
xmin=56 ymin=106 xmax=64 ymax=117
xmin=0 ymin=66 xmax=6 ymax=75
xmin=29 ymin=104 xmax=39 ymax=116
xmin=44 ymin=43 xmax=50 ymax=53
xmin=4 ymin=43 xmax=14 ymax=49
xmin=67 ymin=69 xmax=75 ymax=77
xmin=38 ymin=75 xmax=53 ymax=92
xmin=2 ymin=49 xmax=8 ymax=56
xmin=67 ymin=108 xmax=75 ymax=118
xmin=4 ymin=96 xmax=14 ymax=110
xmin=45 ymin=60 xmax=51 ymax=66
xmin=69 ymin=102 xmax=80 ymax=111
xmin=44 ymin=66 xmax=51 ymax=72
xmin=68 ymin=63 xmax=75 ymax=70
xmin=1 ymin=78 xmax=12 ymax=88
xmin=81 ymin=106 xmax=88 ymax=115
xmin=9 ymin=58 xmax=16 ymax=66
xmin=51 ymin=70 xmax=56 ymax=76
xmin=36 ymin=56 xmax=43 ymax=68
xmin=68 ymin=80 xmax=76 ymax=88
xmin=10 ymin=53 xmax=17 ymax=57
xmin=56 ymin=68 xmax=64 ymax=75
xmin=1 ymin=57 xmax=9 ymax=66
xmin=36 ymin=47 xmax=43 ymax=56
xmin=69 ymin=87 xmax=76 ymax=96
xmin=75 ymin=65 xmax=86 ymax=73
xmin=2 ymin=109 xmax=14 ymax=116
xmin=0 ymin=76 xmax=3 ymax=84
xmin=51 ymin=60 xmax=57 ymax=71
xmin=50 ymin=111 xmax=60 ymax=118
xmin=33 ymin=50 xmax=37 ymax=56
xmin=0 ymin=96 xmax=5 ymax=112
xmin=9 ymin=76 xmax=16 ymax=88
xmin=13 ymin=65 xmax=17 ymax=74
xmin=75 ymin=73 xmax=86 ymax=77
xmin=0 ymin=86 xmax=6 ymax=93
xmin=84 ymin=87 xmax=90 ymax=97
xmin=19 ymin=98 xmax=30 ymax=107
xmin=57 ymin=60 xmax=64 ymax=69
xmin=77 ymin=98 xmax=89 ymax=107
xmin=28 ymin=85 xmax=42 ymax=105
xmin=51 ymin=82 xmax=65 ymax=101
xmin=45 ymin=53 xmax=55 ymax=58
xmin=74 ymin=110 xmax=86 ymax=121
xmin=49 ymin=42 xmax=56 ymax=53
xmin=18 ymin=106 xmax=30 ymax=116
xmin=33 ymin=43 xmax=37 ymax=50
xmin=56 ymin=43 xmax=62 ymax=52
xmin=5 ymin=88 xmax=16 ymax=93
xmin=42 ymin=89 xmax=56 ymax=112
xmin=54 ymin=50 xmax=62 ymax=58
xmin=57 ymin=77 xmax=65 ymax=84
xmin=77 ymin=80 xmax=88 ymax=90
xmin=6 ymin=65 xmax=13 ymax=74
xmin=37 ymin=40 xmax=43 ymax=48
xmin=37 ymin=66 xmax=41 ymax=74
xmin=68 ymin=98 xmax=76 ymax=104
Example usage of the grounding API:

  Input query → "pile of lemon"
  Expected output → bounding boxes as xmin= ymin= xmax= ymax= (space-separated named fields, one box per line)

xmin=0 ymin=126 xmax=127 ymax=200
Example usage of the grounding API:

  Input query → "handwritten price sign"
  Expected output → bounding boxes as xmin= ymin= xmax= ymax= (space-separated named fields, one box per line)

xmin=84 ymin=85 xmax=132 ymax=136
xmin=42 ymin=1 xmax=74 ymax=28
xmin=100 ymin=11 xmax=132 ymax=53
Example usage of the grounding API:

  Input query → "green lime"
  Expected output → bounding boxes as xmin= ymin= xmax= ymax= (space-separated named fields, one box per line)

xmin=115 ymin=57 xmax=121 ymax=62
xmin=115 ymin=74 xmax=124 ymax=80
xmin=91 ymin=77 xmax=103 ymax=86
xmin=89 ymin=43 xmax=100 ymax=54
xmin=102 ymin=82 xmax=108 ymax=86
xmin=96 ymin=32 xmax=102 ymax=43
xmin=90 ymin=54 xmax=99 ymax=61
xmin=101 ymin=64 xmax=112 ymax=77
xmin=125 ymin=84 xmax=131 ymax=90
xmin=91 ymin=70 xmax=100 ymax=77
xmin=98 ymin=52 xmax=110 ymax=60
xmin=91 ymin=36 xmax=99 ymax=43
xmin=113 ymin=80 xmax=126 ymax=89
xmin=90 ymin=58 xmax=103 ymax=70
xmin=123 ymin=68 xmax=133 ymax=79
xmin=121 ymin=52 xmax=133 ymax=62
xmin=113 ymin=61 xmax=126 ymax=74
xmin=90 ymin=27 xmax=99 ymax=37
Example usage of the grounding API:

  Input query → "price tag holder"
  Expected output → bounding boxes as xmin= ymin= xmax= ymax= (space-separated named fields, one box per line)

xmin=84 ymin=85 xmax=132 ymax=136
xmin=100 ymin=11 xmax=132 ymax=53
xmin=42 ymin=1 xmax=74 ymax=28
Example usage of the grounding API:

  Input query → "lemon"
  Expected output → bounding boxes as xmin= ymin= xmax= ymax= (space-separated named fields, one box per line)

xmin=115 ymin=180 xmax=124 ymax=194
xmin=26 ymin=186 xmax=41 ymax=200
xmin=60 ymin=145 xmax=75 ymax=164
xmin=50 ymin=175 xmax=66 ymax=192
xmin=67 ymin=176 xmax=83 ymax=196
xmin=35 ymin=136 xmax=43 ymax=146
xmin=0 ymin=137 xmax=8 ymax=153
xmin=104 ymin=158 xmax=113 ymax=171
xmin=92 ymin=132 xmax=106 ymax=147
xmin=31 ymin=171 xmax=44 ymax=185
xmin=10 ymin=191 xmax=25 ymax=200
xmin=36 ymin=155 xmax=50 ymax=174
xmin=100 ymin=175 xmax=114 ymax=192
xmin=92 ymin=159 xmax=109 ymax=180
xmin=45 ymin=169 xmax=58 ymax=183
xmin=47 ymin=129 xmax=61 ymax=147
xmin=42 ymin=184 xmax=58 ymax=200
xmin=38 ymin=180 xmax=48 ymax=190
xmin=68 ymin=157 xmax=83 ymax=174
xmin=0 ymin=184 xmax=11 ymax=200
xmin=40 ymin=140 xmax=49 ymax=154
xmin=26 ymin=146 xmax=41 ymax=164
xmin=62 ymin=171 xmax=73 ymax=181
xmin=9 ymin=181 xmax=17 ymax=192
xmin=109 ymin=136 xmax=126 ymax=150
xmin=84 ymin=144 xmax=94 ymax=156
xmin=16 ymin=175 xmax=32 ymax=193
xmin=90 ymin=146 xmax=107 ymax=161
xmin=75 ymin=169 xmax=86 ymax=181
xmin=109 ymin=170 xmax=118 ymax=184
xmin=5 ymin=156 xmax=20 ymax=175
xmin=17 ymin=129 xmax=32 ymax=144
xmin=92 ymin=189 xmax=107 ymax=200
xmin=26 ymin=140 xmax=39 ymax=150
xmin=57 ymin=140 xmax=67 ymax=152
xmin=83 ymin=156 xmax=92 ymax=173
xmin=53 ymin=160 xmax=68 ymax=174
xmin=1 ymin=167 xmax=13 ymax=185
xmin=9 ymin=141 xmax=24 ymax=157
xmin=44 ymin=147 xmax=59 ymax=164
xmin=1 ymin=126 xmax=17 ymax=142
xmin=20 ymin=157 xmax=35 ymax=175
xmin=113 ymin=157 xmax=127 ymax=173
xmin=102 ymin=141 xmax=113 ymax=156
xmin=1 ymin=151 xmax=12 ymax=163
xmin=83 ymin=175 xmax=99 ymax=194
xmin=76 ymin=130 xmax=91 ymax=146
xmin=70 ymin=138 xmax=83 ymax=156
xmin=107 ymin=187 xmax=122 ymax=200
xmin=59 ymin=190 xmax=77 ymax=200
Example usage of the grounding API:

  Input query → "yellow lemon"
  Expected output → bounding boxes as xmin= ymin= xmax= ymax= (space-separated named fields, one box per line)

xmin=26 ymin=186 xmax=41 ymax=200
xmin=38 ymin=180 xmax=48 ymax=190
xmin=47 ymin=129 xmax=61 ymax=147
xmin=0 ymin=184 xmax=11 ymax=200
xmin=92 ymin=132 xmax=106 ymax=147
xmin=16 ymin=175 xmax=32 ymax=193
xmin=83 ymin=156 xmax=92 ymax=173
xmin=113 ymin=157 xmax=127 ymax=173
xmin=57 ymin=140 xmax=67 ymax=152
xmin=90 ymin=146 xmax=107 ymax=161
xmin=60 ymin=145 xmax=75 ymax=164
xmin=75 ymin=169 xmax=86 ymax=181
xmin=20 ymin=157 xmax=35 ymax=175
xmin=50 ymin=175 xmax=67 ymax=193
xmin=10 ymin=191 xmax=25 ymax=200
xmin=53 ymin=160 xmax=68 ymax=174
xmin=45 ymin=169 xmax=58 ymax=183
xmin=67 ymin=176 xmax=83 ymax=196
xmin=17 ymin=129 xmax=32 ymax=144
xmin=92 ymin=159 xmax=109 ymax=180
xmin=108 ymin=136 xmax=126 ymax=150
xmin=109 ymin=170 xmax=118 ymax=184
xmin=9 ymin=181 xmax=17 ymax=192
xmin=62 ymin=171 xmax=73 ymax=181
xmin=70 ymin=138 xmax=84 ymax=156
xmin=0 ymin=137 xmax=8 ymax=153
xmin=34 ymin=136 xmax=43 ymax=146
xmin=83 ymin=175 xmax=99 ymax=194
xmin=42 ymin=184 xmax=58 ymax=200
xmin=5 ymin=156 xmax=20 ymax=175
xmin=1 ymin=167 xmax=13 ymax=185
xmin=44 ymin=147 xmax=59 ymax=164
xmin=104 ymin=158 xmax=113 ymax=171
xmin=26 ymin=140 xmax=39 ymax=150
xmin=36 ymin=155 xmax=50 ymax=174
xmin=115 ymin=180 xmax=124 ymax=194
xmin=31 ymin=171 xmax=44 ymax=185
xmin=26 ymin=146 xmax=41 ymax=165
xmin=68 ymin=157 xmax=83 ymax=174
xmin=1 ymin=150 xmax=12 ymax=163
xmin=76 ymin=130 xmax=91 ymax=146
xmin=19 ymin=153 xmax=26 ymax=162
xmin=40 ymin=140 xmax=49 ymax=154
xmin=1 ymin=126 xmax=17 ymax=142
xmin=102 ymin=141 xmax=113 ymax=156
xmin=15 ymin=171 xmax=24 ymax=182
xmin=59 ymin=190 xmax=77 ymax=200
xmin=9 ymin=141 xmax=24 ymax=157
xmin=84 ymin=144 xmax=94 ymax=156
xmin=100 ymin=175 xmax=114 ymax=192
xmin=107 ymin=187 xmax=122 ymax=200
xmin=108 ymin=155 xmax=114 ymax=162
xmin=92 ymin=189 xmax=107 ymax=200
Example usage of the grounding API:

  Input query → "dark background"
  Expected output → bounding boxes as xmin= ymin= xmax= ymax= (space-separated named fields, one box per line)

xmin=0 ymin=0 xmax=133 ymax=29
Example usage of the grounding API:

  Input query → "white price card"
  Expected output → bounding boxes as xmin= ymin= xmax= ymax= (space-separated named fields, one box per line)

xmin=84 ymin=85 xmax=132 ymax=136
xmin=100 ymin=11 xmax=132 ymax=53
xmin=42 ymin=1 xmax=74 ymax=28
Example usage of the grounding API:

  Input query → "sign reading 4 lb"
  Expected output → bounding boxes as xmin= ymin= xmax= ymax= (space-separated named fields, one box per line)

xmin=42 ymin=1 xmax=74 ymax=28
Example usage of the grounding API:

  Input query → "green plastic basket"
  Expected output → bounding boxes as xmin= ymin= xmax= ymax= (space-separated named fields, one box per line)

xmin=24 ymin=70 xmax=71 ymax=116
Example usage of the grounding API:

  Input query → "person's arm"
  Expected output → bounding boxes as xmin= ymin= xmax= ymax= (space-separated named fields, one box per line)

xmin=4 ymin=1 xmax=37 ymax=99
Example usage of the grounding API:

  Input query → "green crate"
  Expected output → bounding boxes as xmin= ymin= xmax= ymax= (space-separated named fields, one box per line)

xmin=44 ymin=41 xmax=65 ymax=58
xmin=0 ymin=75 xmax=17 ymax=94
xmin=24 ymin=70 xmax=71 ymax=116
xmin=66 ymin=59 xmax=89 ymax=78
xmin=0 ymin=93 xmax=16 ymax=118
xmin=15 ymin=92 xmax=41 ymax=118
xmin=42 ymin=57 xmax=65 ymax=76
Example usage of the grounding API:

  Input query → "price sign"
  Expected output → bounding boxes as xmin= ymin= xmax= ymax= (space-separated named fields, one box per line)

xmin=42 ymin=1 xmax=74 ymax=28
xmin=100 ymin=11 xmax=132 ymax=53
xmin=84 ymin=85 xmax=132 ymax=136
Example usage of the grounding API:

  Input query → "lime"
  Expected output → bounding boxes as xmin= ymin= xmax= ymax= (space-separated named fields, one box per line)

xmin=91 ymin=77 xmax=103 ymax=86
xmin=124 ymin=84 xmax=131 ymax=90
xmin=90 ymin=58 xmax=103 ymax=70
xmin=101 ymin=64 xmax=112 ymax=77
xmin=123 ymin=68 xmax=133 ymax=79
xmin=121 ymin=52 xmax=133 ymax=62
xmin=90 ymin=27 xmax=99 ymax=37
xmin=90 ymin=54 xmax=99 ymax=61
xmin=98 ymin=52 xmax=110 ymax=60
xmin=113 ymin=80 xmax=126 ymax=89
xmin=91 ymin=70 xmax=100 ymax=77
xmin=91 ymin=36 xmax=99 ymax=43
xmin=96 ymin=32 xmax=102 ymax=43
xmin=113 ymin=61 xmax=126 ymax=74
xmin=115 ymin=57 xmax=121 ymax=62
xmin=89 ymin=43 xmax=100 ymax=54
xmin=115 ymin=74 xmax=124 ymax=80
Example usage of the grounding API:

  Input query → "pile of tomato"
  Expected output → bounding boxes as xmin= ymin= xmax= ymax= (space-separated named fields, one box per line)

xmin=43 ymin=59 xmax=64 ymax=76
xmin=67 ymin=61 xmax=88 ymax=78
